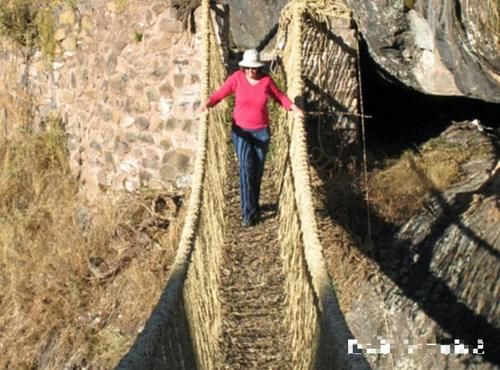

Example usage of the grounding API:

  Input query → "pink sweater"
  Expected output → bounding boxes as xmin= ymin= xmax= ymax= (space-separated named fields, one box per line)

xmin=207 ymin=70 xmax=293 ymax=130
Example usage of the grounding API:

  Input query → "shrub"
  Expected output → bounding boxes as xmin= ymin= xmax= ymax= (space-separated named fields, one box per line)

xmin=0 ymin=117 xmax=182 ymax=368
xmin=0 ymin=0 xmax=57 ymax=59
xmin=0 ymin=0 xmax=39 ymax=49
xmin=368 ymin=137 xmax=487 ymax=225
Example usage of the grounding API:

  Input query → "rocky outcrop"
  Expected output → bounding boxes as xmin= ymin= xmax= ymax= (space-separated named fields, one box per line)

xmin=347 ymin=121 xmax=500 ymax=369
xmin=208 ymin=1 xmax=499 ymax=103
xmin=347 ymin=0 xmax=500 ymax=103
xmin=221 ymin=0 xmax=288 ymax=52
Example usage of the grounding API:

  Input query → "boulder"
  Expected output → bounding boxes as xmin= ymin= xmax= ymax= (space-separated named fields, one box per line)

xmin=221 ymin=0 xmax=288 ymax=51
xmin=346 ymin=0 xmax=500 ymax=102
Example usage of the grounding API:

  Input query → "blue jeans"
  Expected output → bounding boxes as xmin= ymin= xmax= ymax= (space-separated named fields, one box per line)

xmin=231 ymin=125 xmax=270 ymax=224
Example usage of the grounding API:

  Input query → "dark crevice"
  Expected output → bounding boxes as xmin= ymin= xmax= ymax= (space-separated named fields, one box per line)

xmin=358 ymin=36 xmax=500 ymax=159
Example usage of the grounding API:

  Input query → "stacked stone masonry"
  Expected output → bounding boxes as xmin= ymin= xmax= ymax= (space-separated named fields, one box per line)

xmin=0 ymin=0 xmax=211 ymax=199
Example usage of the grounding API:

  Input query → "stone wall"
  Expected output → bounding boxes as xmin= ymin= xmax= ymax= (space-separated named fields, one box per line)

xmin=0 ymin=0 xmax=211 ymax=199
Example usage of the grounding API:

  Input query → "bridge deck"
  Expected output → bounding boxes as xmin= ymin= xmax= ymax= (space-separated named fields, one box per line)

xmin=218 ymin=155 xmax=291 ymax=369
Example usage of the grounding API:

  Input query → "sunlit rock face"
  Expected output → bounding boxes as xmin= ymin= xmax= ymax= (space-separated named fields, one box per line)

xmin=346 ymin=0 xmax=500 ymax=103
xmin=346 ymin=121 xmax=500 ymax=369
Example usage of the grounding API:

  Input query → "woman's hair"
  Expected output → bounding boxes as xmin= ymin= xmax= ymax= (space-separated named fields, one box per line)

xmin=239 ymin=66 xmax=266 ymax=76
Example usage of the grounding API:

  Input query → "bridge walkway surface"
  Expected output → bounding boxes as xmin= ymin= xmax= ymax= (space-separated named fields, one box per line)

xmin=218 ymin=155 xmax=291 ymax=369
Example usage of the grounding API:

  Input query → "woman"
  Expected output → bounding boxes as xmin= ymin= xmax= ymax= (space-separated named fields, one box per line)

xmin=202 ymin=49 xmax=304 ymax=226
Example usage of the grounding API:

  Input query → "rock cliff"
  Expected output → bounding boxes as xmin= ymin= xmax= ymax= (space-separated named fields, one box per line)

xmin=346 ymin=122 xmax=500 ymax=369
xmin=223 ymin=0 xmax=499 ymax=103
xmin=346 ymin=0 xmax=499 ymax=102
xmin=221 ymin=0 xmax=288 ymax=51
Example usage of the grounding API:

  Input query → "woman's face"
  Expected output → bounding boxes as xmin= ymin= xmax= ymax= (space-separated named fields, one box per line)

xmin=244 ymin=67 xmax=260 ymax=79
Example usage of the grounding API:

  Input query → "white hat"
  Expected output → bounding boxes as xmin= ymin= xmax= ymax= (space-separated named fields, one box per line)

xmin=238 ymin=49 xmax=265 ymax=68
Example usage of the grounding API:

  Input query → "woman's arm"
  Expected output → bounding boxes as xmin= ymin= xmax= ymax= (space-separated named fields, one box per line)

xmin=289 ymin=103 xmax=304 ymax=117
xmin=268 ymin=78 xmax=304 ymax=117
xmin=202 ymin=73 xmax=237 ymax=111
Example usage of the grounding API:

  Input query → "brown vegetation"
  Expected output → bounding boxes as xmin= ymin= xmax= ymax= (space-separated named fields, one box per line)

xmin=311 ymin=123 xmax=491 ymax=312
xmin=368 ymin=136 xmax=489 ymax=226
xmin=0 ymin=118 xmax=183 ymax=368
xmin=0 ymin=0 xmax=66 ymax=59
xmin=485 ymin=0 xmax=499 ymax=35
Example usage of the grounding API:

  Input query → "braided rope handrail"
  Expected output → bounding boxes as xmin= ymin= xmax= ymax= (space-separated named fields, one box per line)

xmin=116 ymin=0 xmax=229 ymax=367
xmin=164 ymin=0 xmax=211 ymax=305
xmin=286 ymin=1 xmax=332 ymax=323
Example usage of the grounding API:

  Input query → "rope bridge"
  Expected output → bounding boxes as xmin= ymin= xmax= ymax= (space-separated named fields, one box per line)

xmin=117 ymin=0 xmax=368 ymax=369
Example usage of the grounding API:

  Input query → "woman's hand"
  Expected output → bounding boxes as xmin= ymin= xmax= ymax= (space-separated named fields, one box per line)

xmin=290 ymin=104 xmax=305 ymax=118
xmin=199 ymin=100 xmax=210 ymax=113
xmin=196 ymin=100 xmax=211 ymax=113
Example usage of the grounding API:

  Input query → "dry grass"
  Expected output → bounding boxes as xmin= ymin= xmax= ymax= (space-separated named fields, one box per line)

xmin=0 ymin=118 xmax=183 ymax=368
xmin=312 ymin=130 xmax=489 ymax=311
xmin=36 ymin=6 xmax=56 ymax=60
xmin=0 ymin=0 xmax=38 ymax=49
xmin=0 ymin=0 xmax=62 ymax=59
xmin=309 ymin=165 xmax=371 ymax=310
xmin=485 ymin=0 xmax=499 ymax=35
xmin=115 ymin=0 xmax=128 ymax=13
xmin=368 ymin=137 xmax=488 ymax=226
